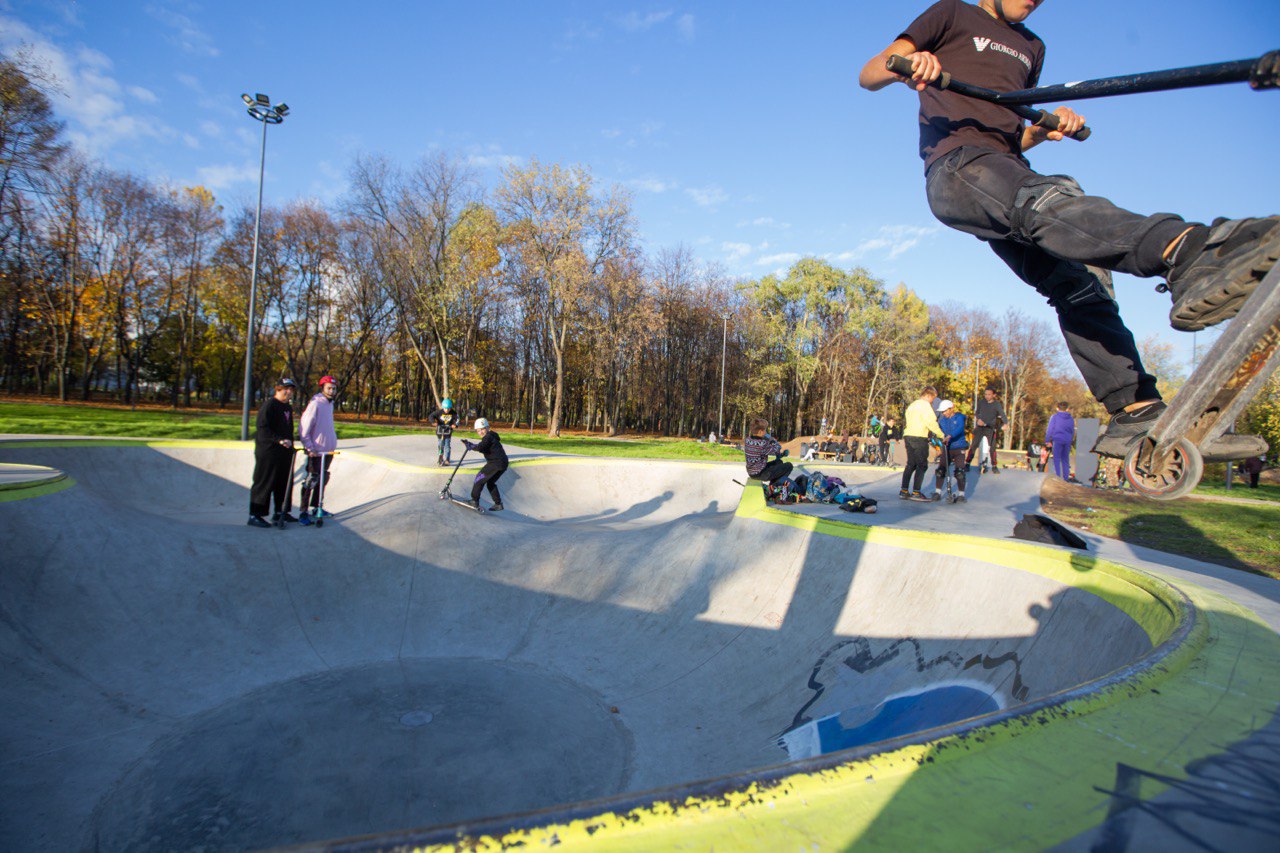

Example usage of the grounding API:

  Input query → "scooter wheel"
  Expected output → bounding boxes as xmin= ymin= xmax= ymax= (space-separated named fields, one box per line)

xmin=315 ymin=518 xmax=323 ymax=528
xmin=1122 ymin=437 xmax=1202 ymax=501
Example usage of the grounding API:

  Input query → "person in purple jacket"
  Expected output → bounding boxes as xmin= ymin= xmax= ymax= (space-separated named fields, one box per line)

xmin=1045 ymin=401 xmax=1076 ymax=482
xmin=298 ymin=375 xmax=339 ymax=525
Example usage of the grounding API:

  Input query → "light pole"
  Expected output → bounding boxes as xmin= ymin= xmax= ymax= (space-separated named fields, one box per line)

xmin=718 ymin=313 xmax=728 ymax=440
xmin=239 ymin=92 xmax=289 ymax=441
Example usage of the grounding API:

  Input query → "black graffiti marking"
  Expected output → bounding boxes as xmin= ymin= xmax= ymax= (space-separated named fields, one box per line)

xmin=786 ymin=638 xmax=966 ymax=733
xmin=962 ymin=651 xmax=1030 ymax=702
xmin=1091 ymin=726 xmax=1280 ymax=852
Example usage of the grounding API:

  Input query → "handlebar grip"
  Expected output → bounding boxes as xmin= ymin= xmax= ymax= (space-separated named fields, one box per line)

xmin=885 ymin=55 xmax=952 ymax=88
xmin=886 ymin=54 xmax=912 ymax=76
xmin=1032 ymin=108 xmax=1092 ymax=141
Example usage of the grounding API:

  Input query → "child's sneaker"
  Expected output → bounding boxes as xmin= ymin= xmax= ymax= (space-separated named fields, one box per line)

xmin=909 ymin=491 xmax=930 ymax=502
xmin=957 ymin=493 xmax=967 ymax=503
xmin=898 ymin=488 xmax=910 ymax=500
xmin=931 ymin=491 xmax=942 ymax=502
xmin=299 ymin=511 xmax=313 ymax=526
xmin=490 ymin=502 xmax=504 ymax=512
xmin=247 ymin=515 xmax=271 ymax=528
xmin=1165 ymin=216 xmax=1280 ymax=331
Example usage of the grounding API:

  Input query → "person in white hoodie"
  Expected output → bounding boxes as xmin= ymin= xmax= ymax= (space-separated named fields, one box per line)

xmin=298 ymin=375 xmax=339 ymax=525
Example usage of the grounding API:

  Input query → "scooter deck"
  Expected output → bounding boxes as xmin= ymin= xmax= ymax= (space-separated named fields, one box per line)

xmin=447 ymin=494 xmax=487 ymax=514
xmin=1145 ymin=262 xmax=1280 ymax=461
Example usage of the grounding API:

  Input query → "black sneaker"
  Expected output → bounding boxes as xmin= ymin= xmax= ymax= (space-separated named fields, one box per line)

xmin=898 ymin=489 xmax=910 ymax=500
xmin=909 ymin=491 xmax=931 ymax=502
xmin=1165 ymin=216 xmax=1280 ymax=331
xmin=991 ymin=466 xmax=1000 ymax=474
xmin=931 ymin=491 xmax=942 ymax=502
xmin=1093 ymin=401 xmax=1167 ymax=457
xmin=247 ymin=515 xmax=271 ymax=528
xmin=280 ymin=512 xmax=298 ymax=523
xmin=490 ymin=502 xmax=504 ymax=512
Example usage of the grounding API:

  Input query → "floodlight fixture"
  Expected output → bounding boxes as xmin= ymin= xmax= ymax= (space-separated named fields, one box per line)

xmin=255 ymin=92 xmax=270 ymax=105
xmin=275 ymin=103 xmax=289 ymax=117
xmin=241 ymin=93 xmax=254 ymax=106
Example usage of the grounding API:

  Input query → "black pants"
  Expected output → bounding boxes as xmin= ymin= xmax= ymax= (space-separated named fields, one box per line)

xmin=250 ymin=446 xmax=294 ymax=518
xmin=299 ymin=453 xmax=334 ymax=513
xmin=750 ymin=459 xmax=793 ymax=486
xmin=471 ymin=462 xmax=508 ymax=503
xmin=936 ymin=447 xmax=968 ymax=493
xmin=902 ymin=437 xmax=931 ymax=493
xmin=926 ymin=147 xmax=1175 ymax=414
xmin=966 ymin=427 xmax=1000 ymax=467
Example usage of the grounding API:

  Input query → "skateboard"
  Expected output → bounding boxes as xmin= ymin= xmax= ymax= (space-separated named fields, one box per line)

xmin=1099 ymin=263 xmax=1279 ymax=500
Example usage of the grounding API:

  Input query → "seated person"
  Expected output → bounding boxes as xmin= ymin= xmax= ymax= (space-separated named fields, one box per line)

xmin=744 ymin=418 xmax=793 ymax=485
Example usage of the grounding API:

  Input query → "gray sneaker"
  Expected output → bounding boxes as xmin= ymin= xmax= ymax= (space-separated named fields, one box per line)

xmin=1093 ymin=401 xmax=1167 ymax=458
xmin=1165 ymin=216 xmax=1280 ymax=331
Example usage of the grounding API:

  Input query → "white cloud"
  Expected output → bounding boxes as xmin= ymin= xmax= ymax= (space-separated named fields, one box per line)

xmin=677 ymin=13 xmax=695 ymax=41
xmin=618 ymin=10 xmax=674 ymax=32
xmin=738 ymin=216 xmax=792 ymax=229
xmin=195 ymin=161 xmax=258 ymax=191
xmin=627 ymin=178 xmax=676 ymax=193
xmin=686 ymin=185 xmax=727 ymax=208
xmin=841 ymin=225 xmax=941 ymax=260
xmin=722 ymin=241 xmax=752 ymax=261
xmin=466 ymin=145 xmax=523 ymax=170
xmin=127 ymin=85 xmax=158 ymax=103
xmin=0 ymin=14 xmax=172 ymax=153
xmin=199 ymin=120 xmax=223 ymax=138
xmin=601 ymin=128 xmax=623 ymax=139
xmin=146 ymin=3 xmax=219 ymax=58
xmin=757 ymin=252 xmax=801 ymax=267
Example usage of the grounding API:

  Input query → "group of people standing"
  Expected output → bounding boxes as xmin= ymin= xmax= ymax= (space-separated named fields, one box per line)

xmin=248 ymin=388 xmax=510 ymax=527
xmin=248 ymin=376 xmax=339 ymax=528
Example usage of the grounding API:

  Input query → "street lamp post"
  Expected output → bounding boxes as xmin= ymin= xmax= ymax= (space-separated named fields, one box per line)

xmin=718 ymin=313 xmax=728 ymax=440
xmin=239 ymin=93 xmax=289 ymax=441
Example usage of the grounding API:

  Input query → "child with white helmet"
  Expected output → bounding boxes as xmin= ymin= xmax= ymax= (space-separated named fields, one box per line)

xmin=461 ymin=418 xmax=509 ymax=511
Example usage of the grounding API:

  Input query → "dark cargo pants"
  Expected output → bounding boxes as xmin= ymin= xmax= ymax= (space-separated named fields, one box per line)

xmin=925 ymin=146 xmax=1191 ymax=413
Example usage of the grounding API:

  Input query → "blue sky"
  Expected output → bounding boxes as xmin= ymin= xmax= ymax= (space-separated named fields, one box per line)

xmin=3 ymin=0 xmax=1279 ymax=377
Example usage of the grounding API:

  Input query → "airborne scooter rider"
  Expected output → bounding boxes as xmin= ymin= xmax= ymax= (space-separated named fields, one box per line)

xmin=859 ymin=0 xmax=1280 ymax=459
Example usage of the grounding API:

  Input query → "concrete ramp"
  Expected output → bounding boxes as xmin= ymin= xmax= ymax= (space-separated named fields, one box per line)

xmin=0 ymin=440 xmax=1270 ymax=851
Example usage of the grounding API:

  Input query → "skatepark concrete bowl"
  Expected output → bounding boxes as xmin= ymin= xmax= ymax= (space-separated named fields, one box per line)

xmin=1 ymin=439 xmax=1277 ymax=851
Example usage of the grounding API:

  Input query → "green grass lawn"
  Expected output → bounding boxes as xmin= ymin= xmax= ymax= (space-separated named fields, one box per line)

xmin=1192 ymin=481 xmax=1280 ymax=503
xmin=0 ymin=401 xmax=745 ymax=461
xmin=1042 ymin=479 xmax=1280 ymax=579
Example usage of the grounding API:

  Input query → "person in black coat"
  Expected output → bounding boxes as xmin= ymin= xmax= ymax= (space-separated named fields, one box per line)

xmin=461 ymin=417 xmax=509 ymax=511
xmin=248 ymin=378 xmax=297 ymax=528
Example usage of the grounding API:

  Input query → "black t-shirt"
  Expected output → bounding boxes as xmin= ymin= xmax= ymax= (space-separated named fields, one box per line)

xmin=900 ymin=0 xmax=1045 ymax=170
